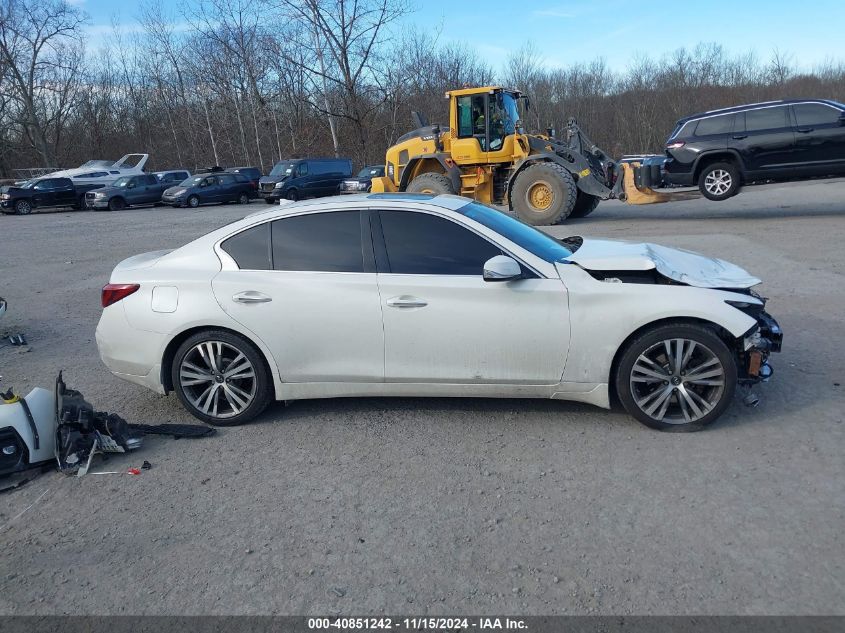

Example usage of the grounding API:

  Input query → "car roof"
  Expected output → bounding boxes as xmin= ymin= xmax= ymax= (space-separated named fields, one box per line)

xmin=676 ymin=98 xmax=844 ymax=124
xmin=244 ymin=193 xmax=470 ymax=221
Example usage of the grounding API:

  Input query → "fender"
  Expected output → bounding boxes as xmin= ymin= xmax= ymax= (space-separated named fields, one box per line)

xmin=399 ymin=153 xmax=462 ymax=193
xmin=692 ymin=149 xmax=747 ymax=176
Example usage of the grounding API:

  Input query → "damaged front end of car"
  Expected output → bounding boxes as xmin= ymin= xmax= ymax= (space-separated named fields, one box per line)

xmin=729 ymin=296 xmax=783 ymax=386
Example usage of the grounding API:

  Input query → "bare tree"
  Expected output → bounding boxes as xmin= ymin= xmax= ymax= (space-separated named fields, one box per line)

xmin=0 ymin=0 xmax=87 ymax=166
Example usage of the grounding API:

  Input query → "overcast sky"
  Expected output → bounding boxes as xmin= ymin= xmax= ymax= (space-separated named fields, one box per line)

xmin=77 ymin=0 xmax=845 ymax=73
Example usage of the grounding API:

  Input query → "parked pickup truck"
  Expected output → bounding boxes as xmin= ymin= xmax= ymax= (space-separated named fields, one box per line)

xmin=85 ymin=174 xmax=172 ymax=210
xmin=1 ymin=177 xmax=104 ymax=215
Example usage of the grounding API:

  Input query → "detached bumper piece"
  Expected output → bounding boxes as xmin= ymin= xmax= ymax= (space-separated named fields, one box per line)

xmin=55 ymin=372 xmax=143 ymax=476
xmin=741 ymin=311 xmax=783 ymax=384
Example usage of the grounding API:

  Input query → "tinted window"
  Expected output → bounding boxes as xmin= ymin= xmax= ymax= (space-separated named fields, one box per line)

xmin=745 ymin=106 xmax=788 ymax=132
xmin=379 ymin=211 xmax=502 ymax=275
xmin=233 ymin=173 xmax=250 ymax=183
xmin=272 ymin=211 xmax=362 ymax=272
xmin=695 ymin=114 xmax=734 ymax=136
xmin=221 ymin=223 xmax=271 ymax=270
xmin=298 ymin=163 xmax=309 ymax=177
xmin=457 ymin=202 xmax=572 ymax=262
xmin=218 ymin=174 xmax=236 ymax=185
xmin=794 ymin=103 xmax=842 ymax=126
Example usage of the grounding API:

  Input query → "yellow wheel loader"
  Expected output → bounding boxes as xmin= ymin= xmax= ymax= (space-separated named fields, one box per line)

xmin=371 ymin=86 xmax=667 ymax=224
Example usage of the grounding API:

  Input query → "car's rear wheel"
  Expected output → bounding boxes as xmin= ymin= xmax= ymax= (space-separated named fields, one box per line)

xmin=187 ymin=195 xmax=200 ymax=208
xmin=238 ymin=192 xmax=250 ymax=205
xmin=108 ymin=197 xmax=126 ymax=211
xmin=14 ymin=200 xmax=32 ymax=215
xmin=171 ymin=330 xmax=273 ymax=426
xmin=698 ymin=162 xmax=740 ymax=201
xmin=615 ymin=323 xmax=737 ymax=432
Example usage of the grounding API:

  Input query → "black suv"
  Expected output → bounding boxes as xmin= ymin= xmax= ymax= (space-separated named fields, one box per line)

xmin=664 ymin=99 xmax=845 ymax=200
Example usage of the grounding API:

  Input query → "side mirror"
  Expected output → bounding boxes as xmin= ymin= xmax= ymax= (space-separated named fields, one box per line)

xmin=483 ymin=255 xmax=522 ymax=282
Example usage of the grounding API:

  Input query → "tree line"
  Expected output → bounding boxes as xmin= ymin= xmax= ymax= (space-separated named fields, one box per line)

xmin=1 ymin=0 xmax=844 ymax=178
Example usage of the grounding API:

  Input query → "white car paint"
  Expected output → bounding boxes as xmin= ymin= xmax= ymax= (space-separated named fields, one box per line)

xmin=95 ymin=194 xmax=767 ymax=416
xmin=46 ymin=154 xmax=150 ymax=187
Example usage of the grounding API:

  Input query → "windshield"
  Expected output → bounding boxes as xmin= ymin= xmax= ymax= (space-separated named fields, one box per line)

xmin=16 ymin=180 xmax=36 ymax=189
xmin=81 ymin=160 xmax=113 ymax=168
xmin=180 ymin=176 xmax=206 ymax=186
xmin=112 ymin=176 xmax=132 ymax=187
xmin=456 ymin=201 xmax=573 ymax=262
xmin=269 ymin=162 xmax=296 ymax=177
xmin=358 ymin=166 xmax=384 ymax=178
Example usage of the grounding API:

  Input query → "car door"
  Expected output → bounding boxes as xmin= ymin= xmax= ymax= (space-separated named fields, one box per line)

xmin=202 ymin=175 xmax=222 ymax=202
xmin=791 ymin=102 xmax=845 ymax=172
xmin=374 ymin=209 xmax=570 ymax=384
xmin=53 ymin=179 xmax=77 ymax=207
xmin=211 ymin=209 xmax=384 ymax=382
xmin=733 ymin=105 xmax=796 ymax=175
xmin=31 ymin=179 xmax=57 ymax=207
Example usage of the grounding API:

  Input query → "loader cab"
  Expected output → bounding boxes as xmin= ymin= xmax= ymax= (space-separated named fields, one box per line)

xmin=449 ymin=87 xmax=527 ymax=165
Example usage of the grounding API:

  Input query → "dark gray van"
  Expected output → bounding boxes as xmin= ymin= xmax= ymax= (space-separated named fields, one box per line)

xmin=258 ymin=158 xmax=353 ymax=203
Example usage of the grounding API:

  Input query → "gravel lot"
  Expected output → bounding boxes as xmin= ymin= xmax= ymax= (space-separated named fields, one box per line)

xmin=0 ymin=179 xmax=843 ymax=615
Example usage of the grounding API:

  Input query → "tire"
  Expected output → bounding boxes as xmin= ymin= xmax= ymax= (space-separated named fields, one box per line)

xmin=615 ymin=323 xmax=737 ymax=432
xmin=698 ymin=161 xmax=741 ymax=201
xmin=187 ymin=195 xmax=200 ymax=208
xmin=511 ymin=162 xmax=577 ymax=225
xmin=266 ymin=198 xmax=276 ymax=204
xmin=237 ymin=192 xmax=250 ymax=205
xmin=406 ymin=172 xmax=456 ymax=196
xmin=14 ymin=200 xmax=32 ymax=215
xmin=171 ymin=330 xmax=273 ymax=426
xmin=108 ymin=197 xmax=126 ymax=211
xmin=568 ymin=192 xmax=601 ymax=219
xmin=285 ymin=189 xmax=298 ymax=201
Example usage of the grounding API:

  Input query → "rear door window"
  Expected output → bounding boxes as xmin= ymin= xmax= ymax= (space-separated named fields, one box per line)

xmin=793 ymin=103 xmax=842 ymax=127
xmin=378 ymin=210 xmax=502 ymax=275
xmin=745 ymin=106 xmax=789 ymax=132
xmin=694 ymin=114 xmax=734 ymax=136
xmin=272 ymin=211 xmax=363 ymax=272
xmin=221 ymin=223 xmax=272 ymax=271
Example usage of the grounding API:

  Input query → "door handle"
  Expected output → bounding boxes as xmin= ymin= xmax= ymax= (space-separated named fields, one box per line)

xmin=731 ymin=135 xmax=747 ymax=140
xmin=386 ymin=296 xmax=427 ymax=309
xmin=232 ymin=291 xmax=272 ymax=304
xmin=797 ymin=127 xmax=813 ymax=134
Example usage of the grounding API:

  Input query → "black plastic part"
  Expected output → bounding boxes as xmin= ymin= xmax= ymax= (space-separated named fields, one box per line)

xmin=17 ymin=398 xmax=39 ymax=450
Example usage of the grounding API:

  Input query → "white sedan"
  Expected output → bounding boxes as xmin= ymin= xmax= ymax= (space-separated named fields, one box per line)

xmin=95 ymin=194 xmax=782 ymax=431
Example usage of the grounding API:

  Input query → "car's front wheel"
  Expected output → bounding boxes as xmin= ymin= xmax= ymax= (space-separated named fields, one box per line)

xmin=14 ymin=200 xmax=32 ymax=215
xmin=187 ymin=195 xmax=200 ymax=208
xmin=615 ymin=323 xmax=737 ymax=432
xmin=698 ymin=162 xmax=740 ymax=201
xmin=171 ymin=330 xmax=273 ymax=426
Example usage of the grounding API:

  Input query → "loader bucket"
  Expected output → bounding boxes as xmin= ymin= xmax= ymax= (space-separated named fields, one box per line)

xmin=620 ymin=162 xmax=670 ymax=205
xmin=369 ymin=176 xmax=396 ymax=194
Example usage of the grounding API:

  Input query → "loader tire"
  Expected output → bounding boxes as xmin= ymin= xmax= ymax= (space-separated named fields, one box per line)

xmin=511 ymin=162 xmax=577 ymax=225
xmin=406 ymin=173 xmax=455 ymax=196
xmin=568 ymin=192 xmax=600 ymax=219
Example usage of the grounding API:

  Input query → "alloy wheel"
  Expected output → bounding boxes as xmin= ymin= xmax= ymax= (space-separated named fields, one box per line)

xmin=629 ymin=337 xmax=726 ymax=424
xmin=15 ymin=200 xmax=32 ymax=215
xmin=179 ymin=341 xmax=257 ymax=420
xmin=704 ymin=169 xmax=732 ymax=196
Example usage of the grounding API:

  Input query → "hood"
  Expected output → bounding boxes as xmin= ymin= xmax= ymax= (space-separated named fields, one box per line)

xmin=259 ymin=175 xmax=288 ymax=184
xmin=563 ymin=238 xmax=760 ymax=289
xmin=164 ymin=184 xmax=190 ymax=194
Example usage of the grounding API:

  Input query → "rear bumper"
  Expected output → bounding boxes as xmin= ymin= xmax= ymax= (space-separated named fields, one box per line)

xmin=663 ymin=159 xmax=695 ymax=186
xmin=95 ymin=305 xmax=167 ymax=394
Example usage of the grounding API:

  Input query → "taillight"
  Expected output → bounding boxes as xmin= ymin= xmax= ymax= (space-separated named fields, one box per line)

xmin=102 ymin=283 xmax=140 ymax=308
xmin=666 ymin=141 xmax=685 ymax=150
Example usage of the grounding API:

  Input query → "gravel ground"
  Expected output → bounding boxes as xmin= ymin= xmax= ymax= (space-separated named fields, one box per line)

xmin=0 ymin=179 xmax=843 ymax=615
